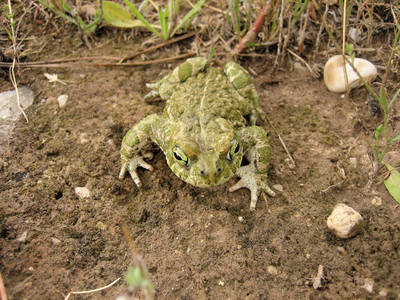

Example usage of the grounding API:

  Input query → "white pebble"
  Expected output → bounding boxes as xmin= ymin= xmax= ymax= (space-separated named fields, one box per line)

xmin=57 ymin=94 xmax=68 ymax=108
xmin=74 ymin=186 xmax=91 ymax=199
xmin=324 ymin=55 xmax=377 ymax=93
xmin=327 ymin=203 xmax=364 ymax=239
xmin=51 ymin=237 xmax=61 ymax=245
xmin=267 ymin=265 xmax=278 ymax=275
xmin=371 ymin=196 xmax=382 ymax=206
xmin=238 ymin=216 xmax=244 ymax=223
xmin=16 ymin=231 xmax=28 ymax=243
xmin=362 ymin=278 xmax=374 ymax=293
xmin=272 ymin=184 xmax=283 ymax=192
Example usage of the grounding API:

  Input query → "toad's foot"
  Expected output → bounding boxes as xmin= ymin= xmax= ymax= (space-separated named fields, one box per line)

xmin=229 ymin=165 xmax=275 ymax=210
xmin=119 ymin=154 xmax=154 ymax=188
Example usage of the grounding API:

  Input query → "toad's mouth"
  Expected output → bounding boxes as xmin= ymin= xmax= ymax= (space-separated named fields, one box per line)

xmin=180 ymin=175 xmax=231 ymax=188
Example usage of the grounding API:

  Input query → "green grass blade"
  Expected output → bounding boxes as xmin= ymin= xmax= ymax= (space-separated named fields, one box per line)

xmin=388 ymin=88 xmax=400 ymax=109
xmin=390 ymin=134 xmax=400 ymax=143
xmin=37 ymin=0 xmax=78 ymax=25
xmin=158 ymin=5 xmax=169 ymax=40
xmin=384 ymin=164 xmax=400 ymax=204
xmin=377 ymin=87 xmax=388 ymax=114
xmin=171 ymin=0 xmax=205 ymax=37
xmin=124 ymin=0 xmax=162 ymax=39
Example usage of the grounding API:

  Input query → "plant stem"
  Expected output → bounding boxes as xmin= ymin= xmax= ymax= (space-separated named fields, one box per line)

xmin=7 ymin=0 xmax=29 ymax=122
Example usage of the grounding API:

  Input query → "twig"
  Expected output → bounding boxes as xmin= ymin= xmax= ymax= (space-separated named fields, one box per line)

xmin=297 ymin=2 xmax=310 ymax=55
xmin=265 ymin=117 xmax=296 ymax=167
xmin=342 ymin=0 xmax=350 ymax=95
xmin=287 ymin=48 xmax=318 ymax=78
xmin=64 ymin=277 xmax=121 ymax=300
xmin=7 ymin=0 xmax=29 ymax=123
xmin=311 ymin=0 xmax=341 ymax=51
xmin=0 ymin=272 xmax=7 ymax=300
xmin=0 ymin=53 xmax=196 ymax=68
xmin=274 ymin=0 xmax=284 ymax=67
xmin=185 ymin=0 xmax=224 ymax=14
xmin=233 ymin=0 xmax=276 ymax=56
xmin=121 ymin=31 xmax=196 ymax=62
xmin=312 ymin=265 xmax=325 ymax=289
xmin=313 ymin=2 xmax=329 ymax=62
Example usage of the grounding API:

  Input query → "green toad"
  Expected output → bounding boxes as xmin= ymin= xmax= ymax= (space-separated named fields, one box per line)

xmin=119 ymin=57 xmax=275 ymax=210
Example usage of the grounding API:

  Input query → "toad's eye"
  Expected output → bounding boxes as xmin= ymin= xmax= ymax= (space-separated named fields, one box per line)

xmin=173 ymin=146 xmax=189 ymax=166
xmin=227 ymin=139 xmax=240 ymax=161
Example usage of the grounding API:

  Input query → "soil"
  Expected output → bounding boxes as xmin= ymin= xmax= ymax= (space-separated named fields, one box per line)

xmin=1 ymin=12 xmax=400 ymax=300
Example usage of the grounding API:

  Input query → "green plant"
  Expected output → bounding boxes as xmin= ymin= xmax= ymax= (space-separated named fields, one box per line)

xmin=124 ymin=0 xmax=206 ymax=40
xmin=3 ymin=1 xmax=29 ymax=122
xmin=344 ymin=10 xmax=400 ymax=203
xmin=227 ymin=0 xmax=251 ymax=36
xmin=37 ymin=0 xmax=102 ymax=32
xmin=125 ymin=265 xmax=154 ymax=299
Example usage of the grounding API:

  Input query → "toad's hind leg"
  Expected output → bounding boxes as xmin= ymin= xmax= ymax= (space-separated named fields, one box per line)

xmin=145 ymin=57 xmax=209 ymax=100
xmin=224 ymin=62 xmax=262 ymax=125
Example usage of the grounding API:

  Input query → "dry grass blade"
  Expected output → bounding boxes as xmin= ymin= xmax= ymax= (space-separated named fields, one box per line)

xmin=0 ymin=53 xmax=196 ymax=68
xmin=233 ymin=0 xmax=277 ymax=56
xmin=6 ymin=0 xmax=29 ymax=123
xmin=64 ymin=277 xmax=121 ymax=300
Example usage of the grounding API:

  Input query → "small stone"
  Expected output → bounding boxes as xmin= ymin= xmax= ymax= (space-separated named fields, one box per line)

xmin=379 ymin=289 xmax=388 ymax=297
xmin=371 ymin=196 xmax=382 ymax=206
xmin=327 ymin=203 xmax=364 ymax=239
xmin=362 ymin=278 xmax=374 ymax=293
xmin=57 ymin=94 xmax=68 ymax=108
xmin=17 ymin=231 xmax=28 ymax=243
xmin=349 ymin=157 xmax=358 ymax=169
xmin=267 ymin=265 xmax=278 ymax=275
xmin=238 ymin=216 xmax=244 ymax=223
xmin=218 ymin=280 xmax=225 ymax=286
xmin=96 ymin=221 xmax=107 ymax=231
xmin=272 ymin=184 xmax=283 ymax=192
xmin=0 ymin=87 xmax=34 ymax=143
xmin=51 ymin=237 xmax=61 ymax=245
xmin=74 ymin=186 xmax=91 ymax=199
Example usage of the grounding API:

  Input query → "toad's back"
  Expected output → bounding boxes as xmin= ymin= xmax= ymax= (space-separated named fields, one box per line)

xmin=163 ymin=67 xmax=247 ymax=130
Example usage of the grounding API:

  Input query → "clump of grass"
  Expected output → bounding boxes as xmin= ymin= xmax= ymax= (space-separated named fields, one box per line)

xmin=124 ymin=0 xmax=206 ymax=40
xmin=36 ymin=0 xmax=102 ymax=33
xmin=345 ymin=24 xmax=400 ymax=165
xmin=342 ymin=2 xmax=400 ymax=202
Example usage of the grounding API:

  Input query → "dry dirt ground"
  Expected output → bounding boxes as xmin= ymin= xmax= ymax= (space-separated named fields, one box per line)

xmin=1 ymin=20 xmax=400 ymax=300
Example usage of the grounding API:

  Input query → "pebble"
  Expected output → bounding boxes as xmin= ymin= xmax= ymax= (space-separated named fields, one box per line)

xmin=57 ymin=94 xmax=68 ymax=108
xmin=51 ymin=237 xmax=61 ymax=245
xmin=267 ymin=265 xmax=278 ymax=275
xmin=327 ymin=203 xmax=364 ymax=239
xmin=272 ymin=184 xmax=283 ymax=193
xmin=371 ymin=196 xmax=382 ymax=206
xmin=324 ymin=55 xmax=377 ymax=93
xmin=17 ymin=230 xmax=28 ymax=243
xmin=349 ymin=157 xmax=358 ymax=169
xmin=362 ymin=278 xmax=374 ymax=293
xmin=74 ymin=186 xmax=91 ymax=199
xmin=238 ymin=216 xmax=244 ymax=223
xmin=0 ymin=87 xmax=34 ymax=143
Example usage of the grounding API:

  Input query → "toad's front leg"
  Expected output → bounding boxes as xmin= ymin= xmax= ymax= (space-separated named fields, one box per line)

xmin=119 ymin=114 xmax=167 ymax=188
xmin=229 ymin=126 xmax=275 ymax=210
